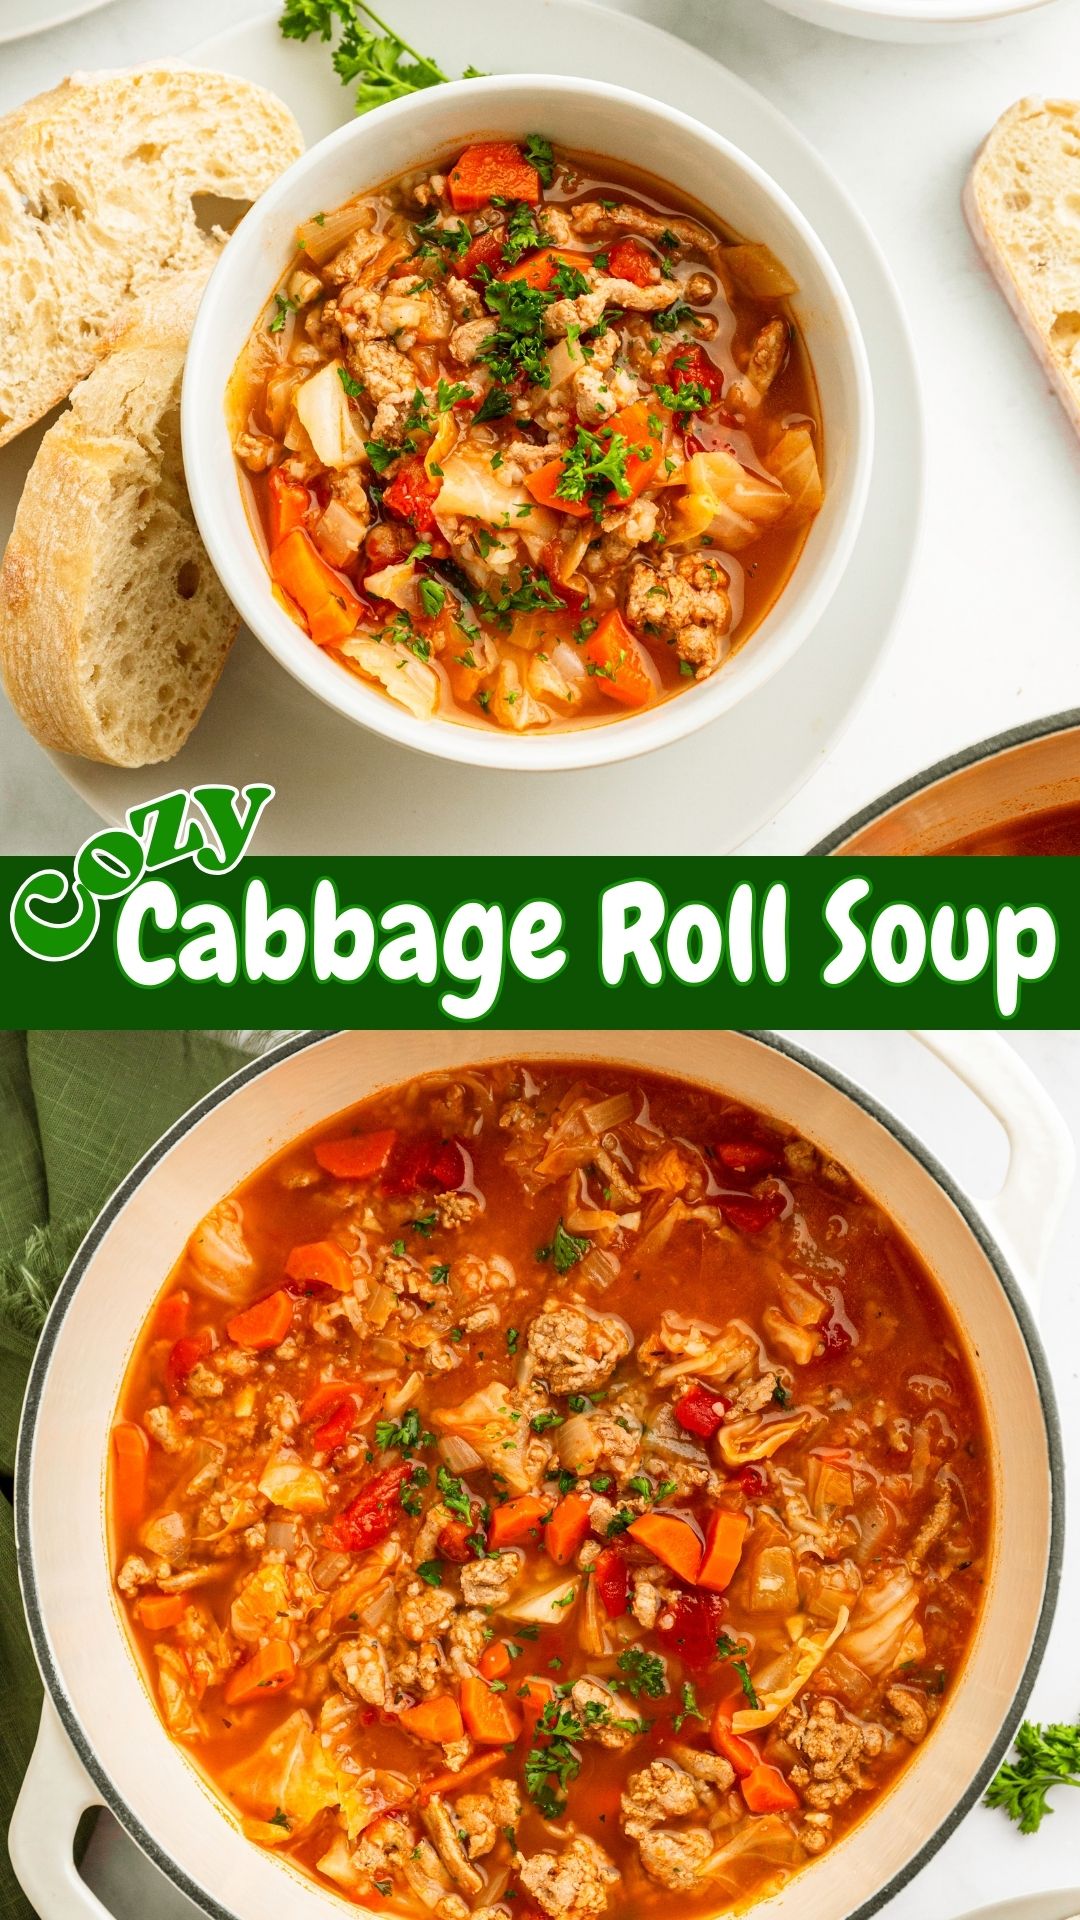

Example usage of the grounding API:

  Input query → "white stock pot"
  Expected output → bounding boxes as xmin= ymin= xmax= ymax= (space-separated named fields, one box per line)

xmin=10 ymin=1030 xmax=1071 ymax=1920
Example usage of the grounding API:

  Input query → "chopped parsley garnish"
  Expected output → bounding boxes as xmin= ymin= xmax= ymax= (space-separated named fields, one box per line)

xmin=554 ymin=425 xmax=632 ymax=515
xmin=268 ymin=291 xmax=299 ymax=334
xmin=617 ymin=1648 xmax=668 ymax=1699
xmin=530 ymin=1410 xmax=565 ymax=1434
xmin=374 ymin=1406 xmax=432 ymax=1456
xmin=652 ymin=299 xmax=694 ymax=334
xmin=429 ymin=1263 xmax=450 ymax=1285
xmin=416 ymin=1560 xmax=443 ymax=1587
xmin=365 ymin=439 xmax=400 ymax=474
xmin=418 ymin=578 xmax=446 ymax=620
xmin=337 ymin=364 xmax=365 ymax=397
xmin=773 ymin=1379 xmax=792 ymax=1407
xmin=475 ymin=568 xmax=563 ymax=629
xmin=478 ymin=278 xmax=554 ymax=389
xmin=474 ymin=385 xmax=512 ymax=423
xmin=436 ymin=1465 xmax=472 ymax=1521
xmin=733 ymin=1660 xmax=759 ymax=1710
xmin=269 ymin=1807 xmax=290 ymax=1830
xmin=279 ymin=1 xmax=485 ymax=118
xmin=524 ymin=132 xmax=556 ymax=187
xmin=408 ymin=1209 xmax=439 ymax=1235
xmin=524 ymin=1700 xmax=585 ymax=1815
xmin=436 ymin=377 xmax=472 ymax=410
xmin=605 ymin=1508 xmax=634 ymax=1536
xmin=501 ymin=202 xmax=545 ymax=267
xmin=536 ymin=1218 xmax=591 ymax=1272
xmin=506 ymin=1327 xmax=520 ymax=1355
xmin=673 ymin=1681 xmax=706 ymax=1731
xmin=655 ymin=379 xmax=711 ymax=414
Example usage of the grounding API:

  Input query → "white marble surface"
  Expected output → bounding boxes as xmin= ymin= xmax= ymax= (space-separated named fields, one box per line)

xmin=53 ymin=1031 xmax=1080 ymax=1920
xmin=2 ymin=0 xmax=1080 ymax=850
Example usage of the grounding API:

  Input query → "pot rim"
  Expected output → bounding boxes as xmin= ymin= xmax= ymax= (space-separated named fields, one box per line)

xmin=14 ymin=1028 xmax=1065 ymax=1920
xmin=810 ymin=707 xmax=1080 ymax=854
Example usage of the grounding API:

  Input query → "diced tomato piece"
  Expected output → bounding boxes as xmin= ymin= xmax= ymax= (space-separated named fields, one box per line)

xmin=655 ymin=1591 xmax=725 ymax=1671
xmin=819 ymin=1316 xmax=853 ymax=1359
xmin=461 ymin=227 xmax=507 ymax=283
xmin=382 ymin=456 xmax=441 ymax=535
xmin=329 ymin=1464 xmax=414 ymax=1553
xmin=436 ymin=1516 xmax=478 ymax=1562
xmin=448 ymin=142 xmax=541 ymax=212
xmin=594 ymin=1546 xmax=630 ymax=1618
xmin=665 ymin=343 xmax=725 ymax=409
xmin=718 ymin=1190 xmax=785 ymax=1234
xmin=738 ymin=1465 xmax=767 ymax=1499
xmin=674 ymin=1382 xmax=726 ymax=1440
xmin=607 ymin=237 xmax=658 ymax=287
xmin=714 ymin=1140 xmax=779 ymax=1178
xmin=312 ymin=1400 xmax=356 ymax=1455
xmin=166 ymin=1330 xmax=211 ymax=1396
xmin=380 ymin=1133 xmax=466 ymax=1197
xmin=314 ymin=1129 xmax=398 ymax=1181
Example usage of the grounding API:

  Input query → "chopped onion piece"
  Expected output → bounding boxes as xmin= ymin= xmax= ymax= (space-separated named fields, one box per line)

xmin=295 ymin=360 xmax=368 ymax=470
xmin=438 ymin=1433 xmax=485 ymax=1474
xmin=503 ymin=1576 xmax=580 ymax=1624
xmin=298 ymin=199 xmax=376 ymax=266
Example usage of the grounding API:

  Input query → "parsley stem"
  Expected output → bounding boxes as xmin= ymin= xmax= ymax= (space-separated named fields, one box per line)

xmin=354 ymin=2 xmax=447 ymax=83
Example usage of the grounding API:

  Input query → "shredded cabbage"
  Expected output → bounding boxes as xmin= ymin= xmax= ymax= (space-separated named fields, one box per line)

xmin=294 ymin=360 xmax=368 ymax=470
xmin=732 ymin=1606 xmax=849 ymax=1731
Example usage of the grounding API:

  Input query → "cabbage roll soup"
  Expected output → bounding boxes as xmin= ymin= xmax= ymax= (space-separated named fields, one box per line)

xmin=111 ymin=1062 xmax=988 ymax=1920
xmin=228 ymin=138 xmax=824 ymax=733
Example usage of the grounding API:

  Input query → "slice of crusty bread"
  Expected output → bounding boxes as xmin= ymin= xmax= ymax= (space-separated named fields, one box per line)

xmin=0 ymin=64 xmax=303 ymax=446
xmin=965 ymin=97 xmax=1080 ymax=436
xmin=0 ymin=271 xmax=239 ymax=766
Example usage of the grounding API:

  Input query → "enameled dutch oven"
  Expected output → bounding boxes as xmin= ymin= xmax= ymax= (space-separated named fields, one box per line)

xmin=812 ymin=710 xmax=1080 ymax=854
xmin=10 ymin=1030 xmax=1071 ymax=1920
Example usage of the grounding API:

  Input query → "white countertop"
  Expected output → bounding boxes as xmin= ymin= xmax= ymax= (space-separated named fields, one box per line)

xmin=2 ymin=0 xmax=1080 ymax=851
xmin=52 ymin=1029 xmax=1080 ymax=1919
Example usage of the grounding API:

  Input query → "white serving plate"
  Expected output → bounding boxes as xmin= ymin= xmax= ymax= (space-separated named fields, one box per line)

xmin=0 ymin=0 xmax=115 ymax=44
xmin=0 ymin=0 xmax=921 ymax=854
xmin=759 ymin=0 xmax=1064 ymax=41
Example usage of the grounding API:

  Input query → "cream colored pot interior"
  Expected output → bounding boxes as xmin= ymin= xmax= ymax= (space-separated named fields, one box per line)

xmin=23 ymin=1031 xmax=1054 ymax=1920
xmin=832 ymin=723 xmax=1080 ymax=853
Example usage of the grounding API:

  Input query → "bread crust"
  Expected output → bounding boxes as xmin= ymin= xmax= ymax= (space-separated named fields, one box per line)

xmin=964 ymin=96 xmax=1080 ymax=437
xmin=0 ymin=271 xmax=239 ymax=766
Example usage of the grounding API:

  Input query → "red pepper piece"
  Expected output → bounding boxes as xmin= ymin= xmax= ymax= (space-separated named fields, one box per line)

xmin=461 ymin=227 xmax=506 ymax=283
xmin=607 ymin=237 xmax=657 ymax=287
xmin=714 ymin=1140 xmax=779 ymax=1178
xmin=674 ymin=1382 xmax=727 ymax=1440
xmin=382 ymin=456 xmax=441 ymax=534
xmin=594 ymin=1546 xmax=630 ymax=1617
xmin=312 ymin=1400 xmax=357 ymax=1455
xmin=665 ymin=343 xmax=725 ymax=409
xmin=165 ymin=1330 xmax=211 ymax=1396
xmin=380 ymin=1134 xmax=466 ymax=1197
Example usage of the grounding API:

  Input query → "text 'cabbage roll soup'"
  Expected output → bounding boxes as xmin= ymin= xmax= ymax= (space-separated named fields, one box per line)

xmin=110 ymin=1062 xmax=990 ymax=1920
xmin=228 ymin=138 xmax=824 ymax=733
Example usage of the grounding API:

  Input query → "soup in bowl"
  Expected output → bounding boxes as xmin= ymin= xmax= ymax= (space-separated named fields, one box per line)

xmin=183 ymin=78 xmax=873 ymax=772
xmin=109 ymin=1056 xmax=990 ymax=1919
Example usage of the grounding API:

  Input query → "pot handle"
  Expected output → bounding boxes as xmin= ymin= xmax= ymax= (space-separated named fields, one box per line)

xmin=9 ymin=1698 xmax=114 ymax=1920
xmin=914 ymin=1030 xmax=1074 ymax=1300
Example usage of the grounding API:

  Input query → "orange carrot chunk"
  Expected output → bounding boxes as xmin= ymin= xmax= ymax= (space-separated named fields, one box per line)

xmin=400 ymin=1695 xmax=465 ymax=1745
xmin=224 ymin=1640 xmax=297 ymax=1706
xmin=519 ymin=1676 xmax=556 ymax=1740
xmin=112 ymin=1422 xmax=150 ymax=1527
xmin=488 ymin=1493 xmax=552 ymax=1550
xmin=268 ymin=467 xmax=310 ymax=548
xmin=524 ymin=457 xmax=594 ymax=519
xmin=418 ymin=1750 xmax=503 ymax=1804
xmin=314 ymin=1130 xmax=398 ymax=1179
xmin=479 ymin=1640 xmax=513 ymax=1682
xmin=584 ymin=610 xmax=654 ymax=711
xmin=270 ymin=528 xmax=364 ymax=648
xmin=136 ymin=1593 xmax=186 ymax=1631
xmin=627 ymin=1511 xmax=703 ymax=1583
xmin=300 ymin=1380 xmax=366 ymax=1424
xmin=711 ymin=1709 xmax=760 ymax=1778
xmin=460 ymin=1674 xmax=523 ymax=1745
xmin=448 ymin=142 xmax=541 ymax=212
xmin=154 ymin=1291 xmax=190 ymax=1342
xmin=698 ymin=1510 xmax=750 ymax=1592
xmin=284 ymin=1239 xmax=353 ymax=1294
xmin=227 ymin=1289 xmax=294 ymax=1351
xmin=605 ymin=399 xmax=669 ymax=503
xmin=545 ymin=1493 xmax=592 ymax=1566
xmin=499 ymin=247 xmax=592 ymax=291
xmin=741 ymin=1762 xmax=801 ymax=1814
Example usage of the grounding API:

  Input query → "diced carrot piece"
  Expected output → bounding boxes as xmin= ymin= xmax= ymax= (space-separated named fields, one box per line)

xmin=460 ymin=1675 xmax=523 ymax=1745
xmin=312 ymin=1401 xmax=356 ymax=1455
xmin=268 ymin=467 xmax=310 ymax=548
xmin=605 ymin=399 xmax=669 ymax=503
xmin=499 ymin=247 xmax=592 ymax=291
xmin=607 ymin=237 xmax=658 ymax=287
xmin=627 ymin=1511 xmax=703 ymax=1583
xmin=227 ymin=1289 xmax=294 ymax=1352
xmin=741 ymin=1762 xmax=801 ymax=1814
xmin=300 ymin=1380 xmax=366 ymax=1423
xmin=488 ymin=1494 xmax=551 ymax=1550
xmin=285 ymin=1239 xmax=353 ymax=1294
xmin=271 ymin=527 xmax=364 ymax=647
xmin=524 ymin=456 xmax=594 ymax=518
xmin=224 ymin=1640 xmax=297 ymax=1706
xmin=698 ymin=1510 xmax=750 ymax=1593
xmin=400 ymin=1694 xmax=465 ymax=1745
xmin=584 ymin=609 xmax=653 ymax=710
xmin=519 ymin=1677 xmax=556 ymax=1740
xmin=154 ymin=1291 xmax=190 ymax=1342
xmin=112 ymin=1423 xmax=149 ymax=1528
xmin=314 ymin=1130 xmax=398 ymax=1180
xmin=418 ymin=1750 xmax=502 ymax=1804
xmin=136 ymin=1593 xmax=185 ymax=1631
xmin=545 ymin=1493 xmax=591 ymax=1566
xmin=711 ymin=1708 xmax=760 ymax=1777
xmin=448 ymin=142 xmax=541 ymax=212
xmin=479 ymin=1640 xmax=512 ymax=1682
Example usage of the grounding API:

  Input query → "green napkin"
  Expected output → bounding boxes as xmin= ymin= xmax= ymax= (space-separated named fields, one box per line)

xmin=0 ymin=1031 xmax=254 ymax=1920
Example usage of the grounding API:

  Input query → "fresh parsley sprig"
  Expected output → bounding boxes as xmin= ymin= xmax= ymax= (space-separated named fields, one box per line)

xmin=985 ymin=1719 xmax=1080 ymax=1833
xmin=279 ymin=1 xmax=483 ymax=115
